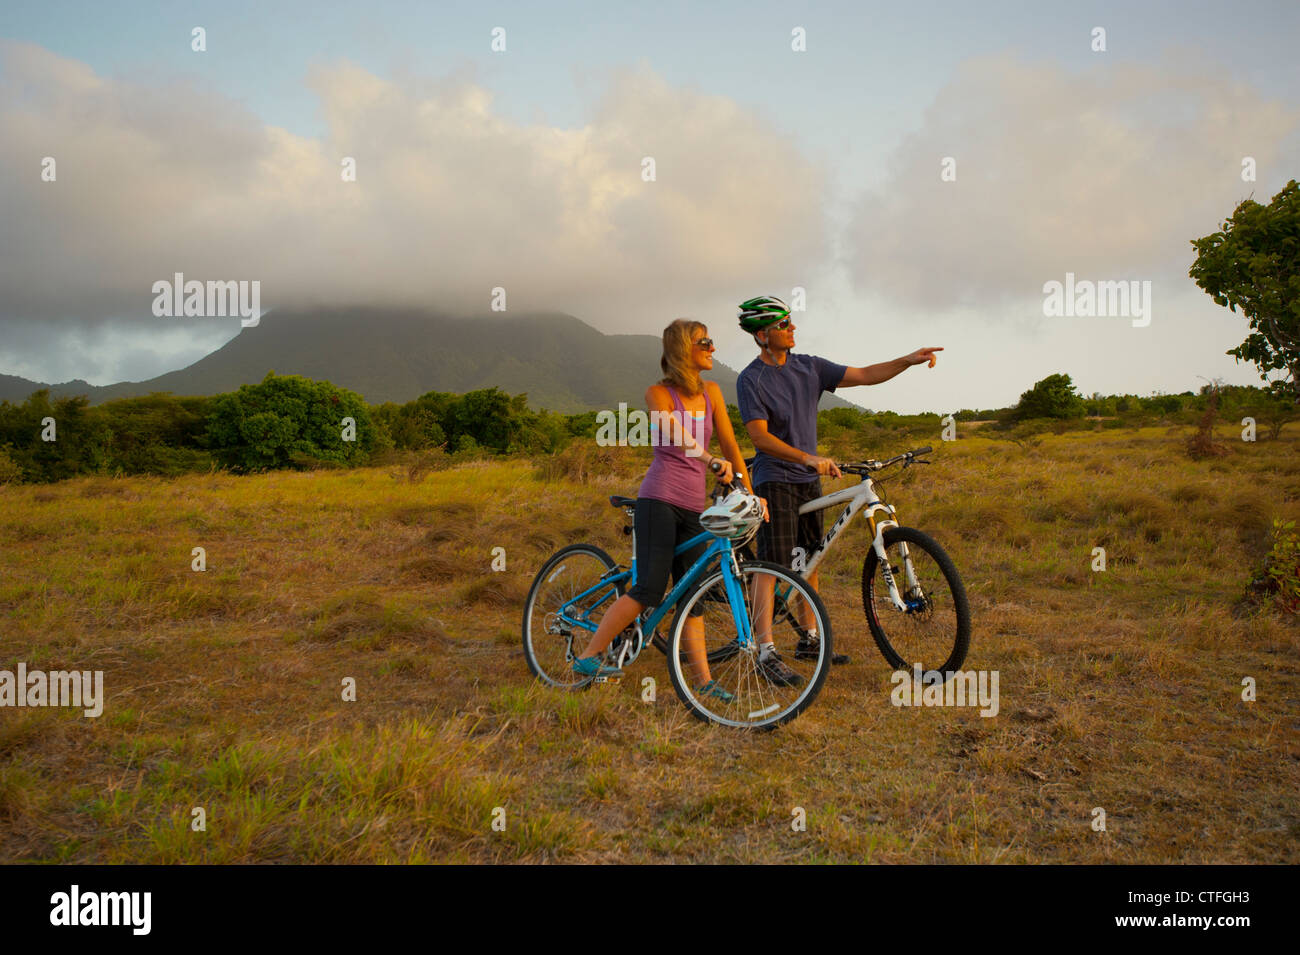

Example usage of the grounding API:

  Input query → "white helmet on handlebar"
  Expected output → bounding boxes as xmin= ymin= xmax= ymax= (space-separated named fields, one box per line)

xmin=700 ymin=488 xmax=764 ymax=543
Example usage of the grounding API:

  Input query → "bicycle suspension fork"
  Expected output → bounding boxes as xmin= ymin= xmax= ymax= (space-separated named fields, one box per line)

xmin=868 ymin=504 xmax=914 ymax=612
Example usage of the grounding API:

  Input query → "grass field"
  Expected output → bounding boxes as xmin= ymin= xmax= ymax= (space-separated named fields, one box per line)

xmin=1 ymin=423 xmax=1297 ymax=863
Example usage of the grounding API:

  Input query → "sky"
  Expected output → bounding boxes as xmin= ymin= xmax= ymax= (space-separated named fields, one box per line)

xmin=1 ymin=0 xmax=1297 ymax=413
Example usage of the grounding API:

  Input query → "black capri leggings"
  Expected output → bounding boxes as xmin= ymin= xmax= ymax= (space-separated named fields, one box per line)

xmin=626 ymin=498 xmax=710 ymax=618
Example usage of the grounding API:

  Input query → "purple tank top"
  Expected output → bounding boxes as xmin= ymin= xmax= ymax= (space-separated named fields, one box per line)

xmin=637 ymin=385 xmax=713 ymax=511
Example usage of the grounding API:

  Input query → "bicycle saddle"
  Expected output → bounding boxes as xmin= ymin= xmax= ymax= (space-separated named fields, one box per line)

xmin=609 ymin=495 xmax=637 ymax=509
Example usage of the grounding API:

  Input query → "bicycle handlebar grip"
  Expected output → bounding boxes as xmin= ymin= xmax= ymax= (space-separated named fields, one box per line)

xmin=914 ymin=446 xmax=933 ymax=455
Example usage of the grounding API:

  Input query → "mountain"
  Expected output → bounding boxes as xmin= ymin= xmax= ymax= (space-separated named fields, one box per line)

xmin=0 ymin=309 xmax=862 ymax=413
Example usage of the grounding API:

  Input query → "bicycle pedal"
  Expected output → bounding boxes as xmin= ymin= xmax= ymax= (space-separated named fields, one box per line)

xmin=593 ymin=675 xmax=622 ymax=685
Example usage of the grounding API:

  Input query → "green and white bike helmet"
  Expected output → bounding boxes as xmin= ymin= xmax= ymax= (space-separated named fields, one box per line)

xmin=738 ymin=295 xmax=790 ymax=333
xmin=701 ymin=489 xmax=765 ymax=543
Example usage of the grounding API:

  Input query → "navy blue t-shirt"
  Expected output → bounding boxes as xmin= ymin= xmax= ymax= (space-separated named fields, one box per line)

xmin=737 ymin=353 xmax=847 ymax=486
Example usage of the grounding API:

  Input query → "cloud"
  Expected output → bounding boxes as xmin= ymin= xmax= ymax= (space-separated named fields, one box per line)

xmin=842 ymin=53 xmax=1300 ymax=311
xmin=0 ymin=43 xmax=828 ymax=366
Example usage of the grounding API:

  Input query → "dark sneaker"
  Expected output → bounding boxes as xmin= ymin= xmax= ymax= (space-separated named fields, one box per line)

xmin=572 ymin=656 xmax=624 ymax=680
xmin=757 ymin=650 xmax=803 ymax=687
xmin=795 ymin=635 xmax=849 ymax=665
xmin=695 ymin=680 xmax=736 ymax=704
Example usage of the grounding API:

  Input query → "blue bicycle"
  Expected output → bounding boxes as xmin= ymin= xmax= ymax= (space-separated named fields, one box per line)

xmin=521 ymin=488 xmax=834 ymax=729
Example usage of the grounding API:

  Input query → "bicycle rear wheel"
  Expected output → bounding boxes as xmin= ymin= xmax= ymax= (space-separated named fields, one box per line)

xmin=861 ymin=526 xmax=970 ymax=674
xmin=666 ymin=559 xmax=832 ymax=729
xmin=522 ymin=544 xmax=622 ymax=690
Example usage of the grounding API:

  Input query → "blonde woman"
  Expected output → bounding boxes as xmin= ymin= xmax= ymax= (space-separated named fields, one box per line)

xmin=573 ymin=319 xmax=767 ymax=699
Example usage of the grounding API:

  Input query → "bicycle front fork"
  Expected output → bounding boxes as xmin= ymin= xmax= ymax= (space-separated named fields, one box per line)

xmin=723 ymin=550 xmax=756 ymax=650
xmin=872 ymin=530 xmax=921 ymax=612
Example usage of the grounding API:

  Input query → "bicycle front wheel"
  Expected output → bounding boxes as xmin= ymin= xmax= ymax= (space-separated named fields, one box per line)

xmin=522 ymin=544 xmax=622 ymax=690
xmin=861 ymin=526 xmax=970 ymax=674
xmin=666 ymin=559 xmax=833 ymax=729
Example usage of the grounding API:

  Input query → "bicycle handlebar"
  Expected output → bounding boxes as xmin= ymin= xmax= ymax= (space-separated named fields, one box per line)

xmin=710 ymin=475 xmax=739 ymax=502
xmin=839 ymin=446 xmax=933 ymax=474
xmin=713 ymin=447 xmax=933 ymax=498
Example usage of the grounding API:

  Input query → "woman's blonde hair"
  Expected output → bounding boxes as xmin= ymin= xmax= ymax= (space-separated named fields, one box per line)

xmin=659 ymin=319 xmax=707 ymax=397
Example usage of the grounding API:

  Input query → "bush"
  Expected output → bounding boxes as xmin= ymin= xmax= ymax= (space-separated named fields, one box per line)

xmin=0 ymin=390 xmax=112 ymax=482
xmin=0 ymin=445 xmax=22 ymax=485
xmin=534 ymin=441 xmax=617 ymax=483
xmin=1246 ymin=519 xmax=1300 ymax=614
xmin=1240 ymin=397 xmax=1296 ymax=440
xmin=1015 ymin=374 xmax=1085 ymax=420
xmin=820 ymin=407 xmax=867 ymax=431
xmin=403 ymin=448 xmax=452 ymax=482
xmin=564 ymin=410 xmax=601 ymax=439
xmin=1144 ymin=394 xmax=1184 ymax=416
xmin=994 ymin=420 xmax=1048 ymax=450
xmin=1186 ymin=386 xmax=1229 ymax=460
xmin=98 ymin=393 xmax=214 ymax=476
xmin=206 ymin=373 xmax=375 ymax=472
xmin=727 ymin=403 xmax=746 ymax=440
xmin=380 ymin=387 xmax=564 ymax=454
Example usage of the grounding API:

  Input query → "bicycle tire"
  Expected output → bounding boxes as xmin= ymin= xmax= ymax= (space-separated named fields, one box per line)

xmin=666 ymin=559 xmax=833 ymax=729
xmin=861 ymin=526 xmax=970 ymax=674
xmin=522 ymin=543 xmax=622 ymax=690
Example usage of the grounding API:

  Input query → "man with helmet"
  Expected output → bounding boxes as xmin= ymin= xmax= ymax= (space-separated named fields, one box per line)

xmin=736 ymin=295 xmax=942 ymax=674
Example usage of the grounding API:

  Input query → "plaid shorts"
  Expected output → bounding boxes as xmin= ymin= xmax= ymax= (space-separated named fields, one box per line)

xmin=755 ymin=479 xmax=824 ymax=570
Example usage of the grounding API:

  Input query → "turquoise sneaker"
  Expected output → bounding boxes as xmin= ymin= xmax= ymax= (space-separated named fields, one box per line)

xmin=695 ymin=680 xmax=735 ymax=703
xmin=573 ymin=656 xmax=624 ymax=680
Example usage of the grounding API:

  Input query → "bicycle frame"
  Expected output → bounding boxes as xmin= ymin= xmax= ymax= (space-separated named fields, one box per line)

xmin=554 ymin=529 xmax=754 ymax=666
xmin=792 ymin=475 xmax=914 ymax=612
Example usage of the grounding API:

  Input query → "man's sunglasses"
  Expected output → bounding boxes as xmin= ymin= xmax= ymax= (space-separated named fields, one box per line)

xmin=770 ymin=316 xmax=792 ymax=330
xmin=693 ymin=338 xmax=715 ymax=350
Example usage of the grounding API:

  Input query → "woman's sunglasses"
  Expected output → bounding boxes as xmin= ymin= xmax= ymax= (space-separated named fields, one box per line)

xmin=693 ymin=338 xmax=715 ymax=350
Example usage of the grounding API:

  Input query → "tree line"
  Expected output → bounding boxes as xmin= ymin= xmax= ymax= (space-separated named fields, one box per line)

xmin=0 ymin=371 xmax=1290 ymax=485
xmin=0 ymin=373 xmax=589 ymax=483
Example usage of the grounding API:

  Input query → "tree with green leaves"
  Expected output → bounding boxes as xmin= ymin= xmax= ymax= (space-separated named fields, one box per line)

xmin=1015 ymin=373 xmax=1085 ymax=420
xmin=1190 ymin=179 xmax=1300 ymax=401
xmin=98 ymin=393 xmax=214 ymax=475
xmin=206 ymin=372 xmax=375 ymax=471
xmin=0 ymin=389 xmax=111 ymax=481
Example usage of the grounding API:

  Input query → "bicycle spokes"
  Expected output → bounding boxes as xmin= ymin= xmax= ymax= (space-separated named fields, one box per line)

xmin=863 ymin=528 xmax=970 ymax=674
xmin=524 ymin=545 xmax=622 ymax=690
xmin=668 ymin=561 xmax=834 ymax=729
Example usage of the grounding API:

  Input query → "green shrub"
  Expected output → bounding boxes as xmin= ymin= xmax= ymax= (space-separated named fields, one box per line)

xmin=1247 ymin=519 xmax=1300 ymax=614
xmin=0 ymin=390 xmax=111 ymax=482
xmin=206 ymin=373 xmax=375 ymax=472
xmin=98 ymin=393 xmax=214 ymax=476
xmin=0 ymin=445 xmax=22 ymax=485
xmin=1015 ymin=374 xmax=1085 ymax=420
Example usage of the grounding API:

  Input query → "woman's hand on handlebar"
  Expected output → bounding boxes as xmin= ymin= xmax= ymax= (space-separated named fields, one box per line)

xmin=710 ymin=458 xmax=734 ymax=483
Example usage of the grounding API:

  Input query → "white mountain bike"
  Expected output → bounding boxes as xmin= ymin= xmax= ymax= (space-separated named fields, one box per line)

xmin=753 ymin=446 xmax=971 ymax=674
